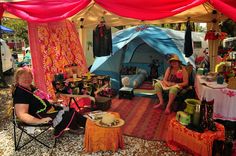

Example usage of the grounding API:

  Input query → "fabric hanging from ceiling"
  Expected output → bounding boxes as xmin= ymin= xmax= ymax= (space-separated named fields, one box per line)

xmin=1 ymin=0 xmax=236 ymax=22
xmin=0 ymin=0 xmax=91 ymax=22
xmin=210 ymin=0 xmax=236 ymax=22
xmin=28 ymin=19 xmax=88 ymax=97
xmin=95 ymin=0 xmax=208 ymax=20
xmin=184 ymin=21 xmax=193 ymax=58
xmin=0 ymin=4 xmax=4 ymax=19
xmin=93 ymin=23 xmax=112 ymax=57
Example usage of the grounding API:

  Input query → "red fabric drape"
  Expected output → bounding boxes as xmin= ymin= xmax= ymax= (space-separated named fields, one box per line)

xmin=28 ymin=20 xmax=88 ymax=97
xmin=210 ymin=0 xmax=236 ymax=22
xmin=1 ymin=0 xmax=91 ymax=22
xmin=1 ymin=0 xmax=236 ymax=22
xmin=0 ymin=4 xmax=4 ymax=19
xmin=95 ymin=0 xmax=208 ymax=20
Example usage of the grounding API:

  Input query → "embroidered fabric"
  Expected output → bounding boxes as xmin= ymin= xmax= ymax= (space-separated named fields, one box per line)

xmin=34 ymin=89 xmax=51 ymax=100
xmin=53 ymin=110 xmax=65 ymax=127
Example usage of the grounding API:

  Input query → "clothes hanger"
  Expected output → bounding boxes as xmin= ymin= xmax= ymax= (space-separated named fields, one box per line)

xmin=99 ymin=16 xmax=106 ymax=27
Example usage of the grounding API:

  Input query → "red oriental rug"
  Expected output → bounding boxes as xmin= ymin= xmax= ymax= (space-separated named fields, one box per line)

xmin=109 ymin=96 xmax=175 ymax=141
xmin=138 ymin=81 xmax=154 ymax=90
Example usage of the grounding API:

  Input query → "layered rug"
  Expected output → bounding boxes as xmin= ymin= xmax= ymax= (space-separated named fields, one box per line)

xmin=134 ymin=81 xmax=156 ymax=96
xmin=109 ymin=96 xmax=175 ymax=141
xmin=138 ymin=81 xmax=154 ymax=90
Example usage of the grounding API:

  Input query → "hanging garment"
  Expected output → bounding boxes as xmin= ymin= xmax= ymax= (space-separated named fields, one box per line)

xmin=184 ymin=21 xmax=193 ymax=57
xmin=93 ymin=23 xmax=112 ymax=57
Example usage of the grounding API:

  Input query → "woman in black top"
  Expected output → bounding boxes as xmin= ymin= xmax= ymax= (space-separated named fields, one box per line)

xmin=12 ymin=67 xmax=87 ymax=137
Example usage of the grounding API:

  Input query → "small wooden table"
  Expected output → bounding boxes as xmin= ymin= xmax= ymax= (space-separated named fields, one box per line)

xmin=119 ymin=87 xmax=134 ymax=99
xmin=84 ymin=112 xmax=125 ymax=152
xmin=166 ymin=118 xmax=225 ymax=156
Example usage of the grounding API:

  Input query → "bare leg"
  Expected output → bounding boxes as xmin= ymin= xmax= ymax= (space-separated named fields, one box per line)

xmin=154 ymin=92 xmax=164 ymax=109
xmin=165 ymin=93 xmax=176 ymax=114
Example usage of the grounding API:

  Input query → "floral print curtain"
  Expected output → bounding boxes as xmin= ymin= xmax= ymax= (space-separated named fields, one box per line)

xmin=28 ymin=19 xmax=88 ymax=98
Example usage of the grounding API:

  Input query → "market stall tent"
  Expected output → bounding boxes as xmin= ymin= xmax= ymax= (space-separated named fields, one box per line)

xmin=0 ymin=0 xmax=236 ymax=91
xmin=71 ymin=2 xmax=226 ymax=28
xmin=1 ymin=1 xmax=234 ymax=23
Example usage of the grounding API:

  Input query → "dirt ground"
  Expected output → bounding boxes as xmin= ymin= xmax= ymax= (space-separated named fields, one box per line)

xmin=0 ymin=74 xmax=14 ymax=130
xmin=0 ymin=73 xmax=191 ymax=156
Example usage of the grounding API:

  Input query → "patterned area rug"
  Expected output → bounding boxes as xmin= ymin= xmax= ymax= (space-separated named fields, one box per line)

xmin=138 ymin=81 xmax=154 ymax=90
xmin=134 ymin=81 xmax=156 ymax=96
xmin=109 ymin=96 xmax=175 ymax=141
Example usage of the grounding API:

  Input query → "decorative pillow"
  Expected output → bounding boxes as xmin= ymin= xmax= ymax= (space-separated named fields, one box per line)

xmin=122 ymin=76 xmax=130 ymax=87
xmin=128 ymin=66 xmax=136 ymax=75
xmin=120 ymin=66 xmax=127 ymax=75
xmin=121 ymin=66 xmax=137 ymax=75
xmin=137 ymin=68 xmax=148 ymax=76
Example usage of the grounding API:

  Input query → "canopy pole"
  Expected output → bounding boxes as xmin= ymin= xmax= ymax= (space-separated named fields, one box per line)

xmin=207 ymin=10 xmax=220 ymax=72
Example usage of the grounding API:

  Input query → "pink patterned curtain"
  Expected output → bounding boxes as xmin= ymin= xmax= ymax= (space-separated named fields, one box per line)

xmin=28 ymin=19 xmax=88 ymax=98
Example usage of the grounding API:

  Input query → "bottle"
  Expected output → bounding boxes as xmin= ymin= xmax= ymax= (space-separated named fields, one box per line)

xmin=216 ymin=74 xmax=224 ymax=84
xmin=193 ymin=104 xmax=201 ymax=127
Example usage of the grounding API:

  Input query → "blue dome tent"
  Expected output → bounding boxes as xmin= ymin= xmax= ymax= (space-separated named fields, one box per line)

xmin=90 ymin=25 xmax=205 ymax=90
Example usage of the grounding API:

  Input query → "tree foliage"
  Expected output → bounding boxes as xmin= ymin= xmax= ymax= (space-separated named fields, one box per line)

xmin=160 ymin=22 xmax=205 ymax=32
xmin=221 ymin=19 xmax=236 ymax=37
xmin=2 ymin=17 xmax=28 ymax=45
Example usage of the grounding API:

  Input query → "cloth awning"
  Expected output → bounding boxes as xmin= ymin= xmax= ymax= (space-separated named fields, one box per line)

xmin=0 ymin=0 xmax=235 ymax=25
xmin=0 ymin=25 xmax=14 ymax=33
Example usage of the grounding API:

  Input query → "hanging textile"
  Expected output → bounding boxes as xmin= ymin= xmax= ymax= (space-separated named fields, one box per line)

xmin=184 ymin=21 xmax=193 ymax=58
xmin=93 ymin=22 xmax=112 ymax=57
xmin=1 ymin=0 xmax=91 ymax=22
xmin=1 ymin=0 xmax=236 ymax=23
xmin=28 ymin=19 xmax=88 ymax=98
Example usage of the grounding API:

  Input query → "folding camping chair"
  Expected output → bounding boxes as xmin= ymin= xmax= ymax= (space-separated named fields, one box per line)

xmin=12 ymin=106 xmax=56 ymax=151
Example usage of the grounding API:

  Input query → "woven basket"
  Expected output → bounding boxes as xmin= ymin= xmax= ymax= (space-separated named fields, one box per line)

xmin=95 ymin=96 xmax=111 ymax=111
xmin=227 ymin=77 xmax=236 ymax=90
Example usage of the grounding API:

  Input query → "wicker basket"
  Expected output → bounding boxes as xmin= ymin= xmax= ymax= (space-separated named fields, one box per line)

xmin=227 ymin=77 xmax=236 ymax=90
xmin=95 ymin=96 xmax=111 ymax=111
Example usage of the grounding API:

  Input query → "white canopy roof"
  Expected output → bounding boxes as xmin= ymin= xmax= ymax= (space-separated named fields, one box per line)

xmin=71 ymin=2 xmax=227 ymax=28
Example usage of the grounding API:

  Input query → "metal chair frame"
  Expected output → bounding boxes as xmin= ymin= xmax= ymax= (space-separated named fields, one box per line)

xmin=12 ymin=107 xmax=56 ymax=151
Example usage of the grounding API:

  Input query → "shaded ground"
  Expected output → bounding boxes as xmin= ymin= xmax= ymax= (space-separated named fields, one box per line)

xmin=0 ymin=74 xmax=13 ymax=131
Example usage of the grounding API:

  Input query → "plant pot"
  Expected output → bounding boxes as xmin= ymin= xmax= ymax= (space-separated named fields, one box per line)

xmin=184 ymin=99 xmax=201 ymax=115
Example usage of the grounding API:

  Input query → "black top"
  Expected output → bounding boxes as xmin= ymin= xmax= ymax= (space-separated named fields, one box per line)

xmin=13 ymin=86 xmax=86 ymax=138
xmin=13 ymin=86 xmax=51 ymax=118
xmin=93 ymin=24 xmax=112 ymax=57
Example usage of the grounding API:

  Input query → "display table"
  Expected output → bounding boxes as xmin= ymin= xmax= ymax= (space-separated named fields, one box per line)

xmin=84 ymin=112 xmax=125 ymax=152
xmin=166 ymin=118 xmax=225 ymax=156
xmin=195 ymin=75 xmax=236 ymax=121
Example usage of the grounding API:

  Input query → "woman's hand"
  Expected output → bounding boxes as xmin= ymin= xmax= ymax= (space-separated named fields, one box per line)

xmin=164 ymin=81 xmax=176 ymax=87
xmin=40 ymin=117 xmax=52 ymax=124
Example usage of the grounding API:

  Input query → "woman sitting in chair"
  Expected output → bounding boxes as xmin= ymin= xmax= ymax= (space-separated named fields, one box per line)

xmin=154 ymin=55 xmax=189 ymax=114
xmin=12 ymin=67 xmax=87 ymax=137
